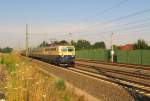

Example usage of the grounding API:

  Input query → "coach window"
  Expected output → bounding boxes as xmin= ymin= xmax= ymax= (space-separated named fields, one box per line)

xmin=51 ymin=48 xmax=56 ymax=51
xmin=45 ymin=48 xmax=51 ymax=51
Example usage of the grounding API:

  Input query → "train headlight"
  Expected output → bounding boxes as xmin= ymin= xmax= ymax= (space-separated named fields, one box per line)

xmin=61 ymin=53 xmax=64 ymax=57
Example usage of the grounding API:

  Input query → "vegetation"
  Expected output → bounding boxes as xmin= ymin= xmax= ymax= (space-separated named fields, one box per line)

xmin=39 ymin=39 xmax=106 ymax=50
xmin=75 ymin=40 xmax=91 ymax=50
xmin=38 ymin=41 xmax=49 ymax=47
xmin=55 ymin=79 xmax=65 ymax=90
xmin=59 ymin=40 xmax=69 ymax=45
xmin=133 ymin=39 xmax=149 ymax=50
xmin=0 ymin=53 xmax=87 ymax=101
xmin=0 ymin=53 xmax=19 ymax=72
xmin=38 ymin=40 xmax=70 ymax=47
xmin=72 ymin=40 xmax=106 ymax=50
xmin=38 ymin=39 xmax=150 ymax=50
xmin=94 ymin=42 xmax=106 ymax=49
xmin=113 ymin=45 xmax=120 ymax=50
xmin=0 ymin=47 xmax=13 ymax=53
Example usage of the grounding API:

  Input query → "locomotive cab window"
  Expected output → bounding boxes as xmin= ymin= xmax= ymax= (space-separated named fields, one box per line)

xmin=61 ymin=47 xmax=67 ymax=52
xmin=68 ymin=47 xmax=74 ymax=52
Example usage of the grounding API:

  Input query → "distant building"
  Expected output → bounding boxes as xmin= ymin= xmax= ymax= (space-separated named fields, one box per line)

xmin=119 ymin=44 xmax=134 ymax=50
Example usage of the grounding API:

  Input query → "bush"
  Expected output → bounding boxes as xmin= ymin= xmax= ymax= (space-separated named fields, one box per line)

xmin=1 ymin=54 xmax=17 ymax=72
xmin=64 ymin=95 xmax=70 ymax=101
xmin=0 ymin=47 xmax=13 ymax=53
xmin=55 ymin=79 xmax=65 ymax=90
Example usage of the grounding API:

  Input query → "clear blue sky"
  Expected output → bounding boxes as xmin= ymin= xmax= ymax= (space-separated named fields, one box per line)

xmin=0 ymin=0 xmax=150 ymax=49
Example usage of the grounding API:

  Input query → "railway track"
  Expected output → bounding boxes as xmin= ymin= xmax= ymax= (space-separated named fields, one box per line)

xmin=76 ymin=58 xmax=150 ymax=71
xmin=68 ymin=66 xmax=150 ymax=97
xmin=75 ymin=63 xmax=150 ymax=79
xmin=74 ymin=59 xmax=150 ymax=97
xmin=28 ymin=56 xmax=150 ymax=97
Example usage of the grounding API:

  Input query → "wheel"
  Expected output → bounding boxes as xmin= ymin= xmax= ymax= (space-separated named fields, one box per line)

xmin=71 ymin=63 xmax=75 ymax=67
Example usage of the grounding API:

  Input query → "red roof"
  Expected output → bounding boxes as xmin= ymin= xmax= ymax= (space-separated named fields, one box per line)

xmin=119 ymin=44 xmax=133 ymax=50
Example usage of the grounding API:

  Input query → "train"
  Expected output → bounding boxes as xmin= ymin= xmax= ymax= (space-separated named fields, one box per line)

xmin=27 ymin=45 xmax=75 ymax=67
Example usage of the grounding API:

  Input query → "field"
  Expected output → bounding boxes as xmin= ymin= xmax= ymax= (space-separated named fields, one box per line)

xmin=0 ymin=52 xmax=86 ymax=101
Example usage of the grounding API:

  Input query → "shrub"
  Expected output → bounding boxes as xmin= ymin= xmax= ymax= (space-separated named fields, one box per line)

xmin=55 ymin=79 xmax=65 ymax=90
xmin=64 ymin=95 xmax=70 ymax=101
xmin=1 ymin=54 xmax=17 ymax=72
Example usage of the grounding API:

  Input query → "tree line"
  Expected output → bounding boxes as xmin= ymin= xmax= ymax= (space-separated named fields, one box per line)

xmin=0 ymin=47 xmax=13 ymax=53
xmin=39 ymin=39 xmax=150 ymax=50
xmin=38 ymin=40 xmax=106 ymax=50
xmin=71 ymin=40 xmax=106 ymax=50
xmin=113 ymin=39 xmax=150 ymax=50
xmin=133 ymin=39 xmax=150 ymax=50
xmin=0 ymin=39 xmax=149 ymax=54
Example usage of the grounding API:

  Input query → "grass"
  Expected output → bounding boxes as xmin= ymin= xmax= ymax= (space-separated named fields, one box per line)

xmin=55 ymin=79 xmax=65 ymax=90
xmin=0 ymin=53 xmax=87 ymax=101
xmin=0 ymin=53 xmax=21 ymax=72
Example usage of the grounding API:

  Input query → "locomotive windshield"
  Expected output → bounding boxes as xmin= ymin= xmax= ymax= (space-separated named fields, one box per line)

xmin=61 ymin=47 xmax=68 ymax=52
xmin=68 ymin=48 xmax=74 ymax=52
xmin=61 ymin=47 xmax=74 ymax=52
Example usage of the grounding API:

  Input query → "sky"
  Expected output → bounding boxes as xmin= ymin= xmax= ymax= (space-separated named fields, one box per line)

xmin=0 ymin=0 xmax=150 ymax=49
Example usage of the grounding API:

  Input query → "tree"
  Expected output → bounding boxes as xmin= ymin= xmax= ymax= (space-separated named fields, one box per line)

xmin=39 ymin=41 xmax=49 ymax=47
xmin=148 ymin=46 xmax=150 ymax=49
xmin=76 ymin=40 xmax=91 ymax=50
xmin=94 ymin=42 xmax=106 ymax=49
xmin=53 ymin=41 xmax=59 ymax=44
xmin=0 ymin=47 xmax=13 ymax=53
xmin=133 ymin=39 xmax=149 ymax=50
xmin=71 ymin=40 xmax=76 ymax=46
xmin=113 ymin=45 xmax=120 ymax=50
xmin=59 ymin=40 xmax=69 ymax=45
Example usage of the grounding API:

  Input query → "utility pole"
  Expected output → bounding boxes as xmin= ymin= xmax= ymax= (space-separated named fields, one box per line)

xmin=50 ymin=38 xmax=56 ymax=44
xmin=69 ymin=32 xmax=72 ymax=45
xmin=111 ymin=33 xmax=114 ymax=62
xmin=26 ymin=24 xmax=29 ymax=57
xmin=43 ymin=33 xmax=48 ymax=42
xmin=18 ymin=40 xmax=20 ymax=52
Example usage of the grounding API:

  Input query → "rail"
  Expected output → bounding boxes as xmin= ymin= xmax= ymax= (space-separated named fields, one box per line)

xmin=76 ymin=58 xmax=150 ymax=71
xmin=75 ymin=59 xmax=150 ymax=97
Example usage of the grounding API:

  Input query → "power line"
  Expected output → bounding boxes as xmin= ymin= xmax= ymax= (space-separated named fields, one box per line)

xmin=112 ymin=28 xmax=150 ymax=40
xmin=114 ymin=17 xmax=150 ymax=26
xmin=74 ymin=17 xmax=150 ymax=35
xmin=109 ymin=8 xmax=150 ymax=23
xmin=73 ymin=8 xmax=150 ymax=34
xmin=85 ymin=0 xmax=129 ymax=19
xmin=72 ymin=0 xmax=128 ymax=33
xmin=82 ymin=29 xmax=150 ymax=44
xmin=73 ymin=23 xmax=150 ymax=44
xmin=107 ymin=21 xmax=150 ymax=33
xmin=73 ymin=20 xmax=150 ymax=38
xmin=117 ymin=27 xmax=150 ymax=34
